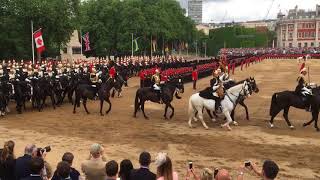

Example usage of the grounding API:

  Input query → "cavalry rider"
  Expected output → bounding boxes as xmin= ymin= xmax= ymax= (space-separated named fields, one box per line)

xmin=151 ymin=69 xmax=162 ymax=103
xmin=219 ymin=64 xmax=232 ymax=84
xmin=295 ymin=67 xmax=313 ymax=112
xmin=210 ymin=69 xmax=224 ymax=112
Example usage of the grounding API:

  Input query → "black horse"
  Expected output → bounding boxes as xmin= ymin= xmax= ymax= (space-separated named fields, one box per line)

xmin=37 ymin=77 xmax=56 ymax=111
xmin=133 ymin=78 xmax=184 ymax=119
xmin=205 ymin=77 xmax=259 ymax=121
xmin=73 ymin=77 xmax=118 ymax=115
xmin=111 ymin=74 xmax=126 ymax=98
xmin=269 ymin=87 xmax=320 ymax=131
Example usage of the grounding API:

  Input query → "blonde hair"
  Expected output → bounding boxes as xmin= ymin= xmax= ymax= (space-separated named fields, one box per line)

xmin=201 ymin=168 xmax=213 ymax=180
xmin=157 ymin=155 xmax=173 ymax=180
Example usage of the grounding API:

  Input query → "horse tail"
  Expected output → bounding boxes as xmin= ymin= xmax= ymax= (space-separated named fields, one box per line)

xmin=134 ymin=89 xmax=140 ymax=111
xmin=270 ymin=93 xmax=277 ymax=116
xmin=188 ymin=95 xmax=195 ymax=116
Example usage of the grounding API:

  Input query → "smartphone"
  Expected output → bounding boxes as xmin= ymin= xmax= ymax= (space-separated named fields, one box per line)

xmin=188 ymin=161 xmax=193 ymax=169
xmin=245 ymin=161 xmax=251 ymax=167
xmin=214 ymin=168 xmax=219 ymax=178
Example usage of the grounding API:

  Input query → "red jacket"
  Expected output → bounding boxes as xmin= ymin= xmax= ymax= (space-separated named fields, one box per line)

xmin=109 ymin=66 xmax=116 ymax=78
xmin=192 ymin=70 xmax=198 ymax=80
xmin=139 ymin=71 xmax=145 ymax=80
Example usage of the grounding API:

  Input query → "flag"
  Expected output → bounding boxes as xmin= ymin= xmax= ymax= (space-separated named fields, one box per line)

xmin=33 ymin=29 xmax=45 ymax=54
xmin=82 ymin=32 xmax=91 ymax=51
xmin=134 ymin=38 xmax=139 ymax=52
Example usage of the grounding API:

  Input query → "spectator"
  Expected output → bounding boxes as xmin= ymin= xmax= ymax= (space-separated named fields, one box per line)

xmin=81 ymin=143 xmax=107 ymax=180
xmin=130 ymin=151 xmax=156 ymax=180
xmin=15 ymin=144 xmax=37 ymax=180
xmin=215 ymin=169 xmax=231 ymax=180
xmin=0 ymin=140 xmax=16 ymax=180
xmin=21 ymin=157 xmax=44 ymax=180
xmin=119 ymin=159 xmax=133 ymax=180
xmin=105 ymin=160 xmax=119 ymax=180
xmin=155 ymin=152 xmax=178 ymax=180
xmin=52 ymin=161 xmax=71 ymax=180
xmin=52 ymin=152 xmax=80 ymax=180
xmin=238 ymin=160 xmax=279 ymax=180
xmin=192 ymin=66 xmax=198 ymax=90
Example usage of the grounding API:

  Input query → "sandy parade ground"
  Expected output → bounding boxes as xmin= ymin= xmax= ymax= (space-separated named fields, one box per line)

xmin=1 ymin=59 xmax=320 ymax=179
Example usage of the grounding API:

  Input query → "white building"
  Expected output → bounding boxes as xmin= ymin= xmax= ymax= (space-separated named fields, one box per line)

xmin=60 ymin=30 xmax=86 ymax=62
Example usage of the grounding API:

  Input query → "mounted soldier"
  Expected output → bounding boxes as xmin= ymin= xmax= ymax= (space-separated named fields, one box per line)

xmin=295 ymin=67 xmax=314 ymax=112
xmin=151 ymin=69 xmax=162 ymax=103
xmin=210 ymin=69 xmax=224 ymax=112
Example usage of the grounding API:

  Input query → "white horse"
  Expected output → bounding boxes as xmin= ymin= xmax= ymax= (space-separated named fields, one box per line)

xmin=297 ymin=54 xmax=311 ymax=63
xmin=188 ymin=81 xmax=251 ymax=131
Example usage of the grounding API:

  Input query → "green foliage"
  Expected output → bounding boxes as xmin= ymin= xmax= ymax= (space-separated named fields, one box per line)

xmin=207 ymin=26 xmax=274 ymax=56
xmin=80 ymin=0 xmax=198 ymax=57
xmin=0 ymin=0 xmax=80 ymax=59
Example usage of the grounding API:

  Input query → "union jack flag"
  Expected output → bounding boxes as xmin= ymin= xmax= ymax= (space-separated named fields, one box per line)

xmin=82 ymin=32 xmax=91 ymax=51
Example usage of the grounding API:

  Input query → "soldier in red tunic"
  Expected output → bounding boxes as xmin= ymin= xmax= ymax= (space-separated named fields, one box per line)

xmin=191 ymin=66 xmax=198 ymax=90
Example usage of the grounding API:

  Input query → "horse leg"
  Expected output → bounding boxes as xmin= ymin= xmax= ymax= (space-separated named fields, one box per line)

xmin=51 ymin=95 xmax=56 ymax=109
xmin=100 ymin=99 xmax=104 ymax=116
xmin=304 ymin=109 xmax=319 ymax=131
xmin=164 ymin=104 xmax=169 ymax=119
xmin=206 ymin=109 xmax=216 ymax=122
xmin=73 ymin=98 xmax=77 ymax=114
xmin=197 ymin=107 xmax=209 ymax=129
xmin=40 ymin=97 xmax=45 ymax=112
xmin=141 ymin=100 xmax=149 ymax=119
xmin=188 ymin=108 xmax=196 ymax=128
xmin=221 ymin=110 xmax=232 ymax=131
xmin=169 ymin=103 xmax=174 ymax=119
xmin=83 ymin=98 xmax=89 ymax=114
xmin=283 ymin=107 xmax=294 ymax=129
xmin=269 ymin=108 xmax=282 ymax=128
xmin=239 ymin=100 xmax=249 ymax=120
xmin=105 ymin=98 xmax=112 ymax=114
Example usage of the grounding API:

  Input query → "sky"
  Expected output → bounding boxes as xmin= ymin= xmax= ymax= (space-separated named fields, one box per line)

xmin=199 ymin=0 xmax=319 ymax=23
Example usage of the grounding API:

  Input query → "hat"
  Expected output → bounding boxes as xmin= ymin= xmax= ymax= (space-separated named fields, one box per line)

xmin=155 ymin=152 xmax=167 ymax=167
xmin=300 ymin=67 xmax=307 ymax=73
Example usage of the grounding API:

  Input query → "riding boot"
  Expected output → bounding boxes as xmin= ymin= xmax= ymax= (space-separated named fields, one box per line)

xmin=305 ymin=96 xmax=312 ymax=112
xmin=158 ymin=91 xmax=163 ymax=104
xmin=212 ymin=96 xmax=222 ymax=113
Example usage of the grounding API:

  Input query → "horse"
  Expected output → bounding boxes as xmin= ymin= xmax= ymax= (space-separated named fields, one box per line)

xmin=73 ymin=77 xmax=117 ymax=116
xmin=36 ymin=77 xmax=56 ymax=111
xmin=269 ymin=86 xmax=320 ymax=131
xmin=111 ymin=74 xmax=126 ymax=98
xmin=133 ymin=78 xmax=184 ymax=119
xmin=188 ymin=80 xmax=251 ymax=130
xmin=205 ymin=77 xmax=259 ymax=122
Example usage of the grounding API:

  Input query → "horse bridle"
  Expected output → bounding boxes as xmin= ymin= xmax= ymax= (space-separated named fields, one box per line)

xmin=226 ymin=81 xmax=251 ymax=106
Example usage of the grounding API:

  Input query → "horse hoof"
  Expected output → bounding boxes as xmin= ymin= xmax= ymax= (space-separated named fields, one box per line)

xmin=73 ymin=111 xmax=76 ymax=114
xmin=290 ymin=125 xmax=295 ymax=129
xmin=233 ymin=121 xmax=239 ymax=126
xmin=302 ymin=123 xmax=307 ymax=127
xmin=269 ymin=123 xmax=274 ymax=128
xmin=211 ymin=118 xmax=217 ymax=122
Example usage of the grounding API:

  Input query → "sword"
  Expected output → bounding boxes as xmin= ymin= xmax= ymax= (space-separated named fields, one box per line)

xmin=308 ymin=66 xmax=310 ymax=84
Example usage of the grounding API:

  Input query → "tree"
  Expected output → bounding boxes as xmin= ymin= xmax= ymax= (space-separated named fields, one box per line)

xmin=0 ymin=0 xmax=80 ymax=60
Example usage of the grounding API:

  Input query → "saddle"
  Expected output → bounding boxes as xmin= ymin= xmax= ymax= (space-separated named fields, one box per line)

xmin=199 ymin=86 xmax=225 ymax=99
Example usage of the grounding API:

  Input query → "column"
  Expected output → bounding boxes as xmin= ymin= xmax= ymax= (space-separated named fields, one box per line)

xmin=316 ymin=20 xmax=319 ymax=47
xmin=293 ymin=21 xmax=298 ymax=47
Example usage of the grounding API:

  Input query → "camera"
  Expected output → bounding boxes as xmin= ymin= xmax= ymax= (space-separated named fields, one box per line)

xmin=188 ymin=161 xmax=193 ymax=169
xmin=36 ymin=146 xmax=51 ymax=157
xmin=214 ymin=168 xmax=219 ymax=178
xmin=244 ymin=161 xmax=251 ymax=167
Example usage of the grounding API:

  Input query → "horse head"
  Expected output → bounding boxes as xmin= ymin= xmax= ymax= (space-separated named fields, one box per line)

xmin=248 ymin=77 xmax=259 ymax=93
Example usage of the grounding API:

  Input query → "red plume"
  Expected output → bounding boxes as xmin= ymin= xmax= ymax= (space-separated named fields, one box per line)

xmin=300 ymin=62 xmax=305 ymax=71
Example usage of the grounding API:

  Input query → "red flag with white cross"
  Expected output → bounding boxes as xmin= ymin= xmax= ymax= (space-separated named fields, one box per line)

xmin=33 ymin=29 xmax=45 ymax=54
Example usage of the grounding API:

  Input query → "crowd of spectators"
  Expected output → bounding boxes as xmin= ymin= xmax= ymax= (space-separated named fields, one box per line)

xmin=219 ymin=47 xmax=320 ymax=57
xmin=0 ymin=141 xmax=280 ymax=180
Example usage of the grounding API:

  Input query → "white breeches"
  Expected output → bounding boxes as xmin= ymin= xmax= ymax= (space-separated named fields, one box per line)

xmin=153 ymin=84 xmax=161 ymax=90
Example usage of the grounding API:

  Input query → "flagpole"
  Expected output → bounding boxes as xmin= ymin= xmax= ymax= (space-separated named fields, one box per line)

xmin=150 ymin=35 xmax=153 ymax=57
xmin=80 ymin=29 xmax=83 ymax=55
xmin=31 ymin=20 xmax=35 ymax=65
xmin=131 ymin=33 xmax=133 ymax=57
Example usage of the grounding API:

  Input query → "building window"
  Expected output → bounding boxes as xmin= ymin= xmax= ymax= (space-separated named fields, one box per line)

xmin=304 ymin=42 xmax=308 ymax=47
xmin=289 ymin=32 xmax=293 ymax=39
xmin=298 ymin=32 xmax=302 ymax=38
xmin=298 ymin=43 xmax=302 ymax=47
xmin=282 ymin=43 xmax=285 ymax=47
xmin=72 ymin=47 xmax=81 ymax=54
xmin=63 ymin=48 xmax=67 ymax=54
xmin=311 ymin=42 xmax=314 ymax=47
xmin=289 ymin=43 xmax=292 ymax=47
xmin=302 ymin=23 xmax=305 ymax=28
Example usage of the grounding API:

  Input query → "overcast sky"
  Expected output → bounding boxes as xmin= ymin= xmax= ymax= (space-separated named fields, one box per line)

xmin=201 ymin=0 xmax=319 ymax=23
